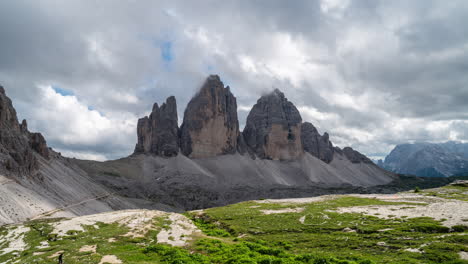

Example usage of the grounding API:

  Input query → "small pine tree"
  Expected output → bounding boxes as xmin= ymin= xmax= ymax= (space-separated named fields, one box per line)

xmin=414 ymin=186 xmax=420 ymax=193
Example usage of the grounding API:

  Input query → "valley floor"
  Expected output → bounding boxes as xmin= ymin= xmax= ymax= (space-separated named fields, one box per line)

xmin=0 ymin=183 xmax=467 ymax=264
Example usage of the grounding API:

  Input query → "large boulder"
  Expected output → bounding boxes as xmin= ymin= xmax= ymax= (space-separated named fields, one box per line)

xmin=134 ymin=96 xmax=179 ymax=157
xmin=301 ymin=122 xmax=334 ymax=163
xmin=243 ymin=89 xmax=303 ymax=160
xmin=180 ymin=75 xmax=240 ymax=158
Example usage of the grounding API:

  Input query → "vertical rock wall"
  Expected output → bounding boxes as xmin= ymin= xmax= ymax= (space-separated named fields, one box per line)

xmin=180 ymin=75 xmax=240 ymax=158
xmin=134 ymin=96 xmax=179 ymax=157
xmin=243 ymin=89 xmax=303 ymax=160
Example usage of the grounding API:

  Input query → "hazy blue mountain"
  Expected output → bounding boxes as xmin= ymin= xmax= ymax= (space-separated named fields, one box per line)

xmin=380 ymin=142 xmax=468 ymax=177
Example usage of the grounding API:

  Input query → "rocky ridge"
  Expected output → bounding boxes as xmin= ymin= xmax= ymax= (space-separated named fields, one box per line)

xmin=0 ymin=86 xmax=50 ymax=176
xmin=301 ymin=122 xmax=334 ymax=163
xmin=0 ymin=85 xmax=170 ymax=225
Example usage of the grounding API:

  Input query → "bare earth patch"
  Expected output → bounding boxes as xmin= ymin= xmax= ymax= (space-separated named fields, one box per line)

xmin=0 ymin=225 xmax=30 ymax=255
xmin=48 ymin=250 xmax=64 ymax=259
xmin=157 ymin=213 xmax=201 ymax=247
xmin=36 ymin=241 xmax=49 ymax=249
xmin=349 ymin=193 xmax=438 ymax=204
xmin=299 ymin=215 xmax=306 ymax=224
xmin=459 ymin=251 xmax=468 ymax=260
xmin=79 ymin=244 xmax=97 ymax=253
xmin=52 ymin=209 xmax=165 ymax=237
xmin=99 ymin=255 xmax=122 ymax=264
xmin=255 ymin=196 xmax=334 ymax=204
xmin=334 ymin=197 xmax=468 ymax=227
xmin=261 ymin=208 xmax=305 ymax=215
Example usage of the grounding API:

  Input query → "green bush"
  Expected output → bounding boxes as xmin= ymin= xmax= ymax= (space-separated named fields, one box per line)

xmin=191 ymin=215 xmax=233 ymax=237
xmin=451 ymin=225 xmax=468 ymax=232
xmin=408 ymin=223 xmax=450 ymax=233
xmin=143 ymin=244 xmax=209 ymax=263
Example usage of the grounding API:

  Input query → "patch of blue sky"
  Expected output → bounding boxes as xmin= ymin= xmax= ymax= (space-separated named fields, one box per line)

xmin=161 ymin=41 xmax=173 ymax=62
xmin=52 ymin=86 xmax=74 ymax=96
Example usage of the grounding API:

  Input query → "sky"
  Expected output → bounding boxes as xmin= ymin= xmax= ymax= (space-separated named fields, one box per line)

xmin=1 ymin=0 xmax=468 ymax=161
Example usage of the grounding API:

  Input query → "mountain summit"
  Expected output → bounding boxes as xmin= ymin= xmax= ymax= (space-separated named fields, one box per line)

xmin=243 ymin=88 xmax=303 ymax=160
xmin=180 ymin=75 xmax=240 ymax=158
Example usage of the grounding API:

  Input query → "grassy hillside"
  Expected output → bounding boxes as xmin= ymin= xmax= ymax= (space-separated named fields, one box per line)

xmin=1 ymin=184 xmax=467 ymax=264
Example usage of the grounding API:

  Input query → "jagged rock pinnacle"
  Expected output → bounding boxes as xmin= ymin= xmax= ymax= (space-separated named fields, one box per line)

xmin=243 ymin=89 xmax=303 ymax=160
xmin=180 ymin=75 xmax=240 ymax=158
xmin=134 ymin=96 xmax=179 ymax=157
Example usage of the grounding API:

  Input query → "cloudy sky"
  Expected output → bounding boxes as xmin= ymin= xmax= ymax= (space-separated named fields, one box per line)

xmin=1 ymin=0 xmax=467 ymax=161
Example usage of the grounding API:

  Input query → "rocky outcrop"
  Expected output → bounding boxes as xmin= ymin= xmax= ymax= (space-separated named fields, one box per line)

xmin=342 ymin=147 xmax=373 ymax=164
xmin=0 ymin=85 xmax=50 ymax=175
xmin=301 ymin=122 xmax=334 ymax=163
xmin=134 ymin=96 xmax=179 ymax=157
xmin=243 ymin=89 xmax=303 ymax=160
xmin=0 ymin=86 xmax=20 ymax=131
xmin=180 ymin=75 xmax=240 ymax=158
xmin=29 ymin=133 xmax=50 ymax=159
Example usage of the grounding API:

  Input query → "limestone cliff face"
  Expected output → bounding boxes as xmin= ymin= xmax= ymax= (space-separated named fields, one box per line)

xmin=134 ymin=96 xmax=179 ymax=157
xmin=301 ymin=122 xmax=334 ymax=163
xmin=243 ymin=89 xmax=303 ymax=160
xmin=0 ymin=86 xmax=50 ymax=175
xmin=180 ymin=75 xmax=240 ymax=158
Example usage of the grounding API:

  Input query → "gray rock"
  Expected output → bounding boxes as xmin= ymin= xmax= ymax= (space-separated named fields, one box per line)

xmin=0 ymin=86 xmax=20 ymax=131
xmin=342 ymin=147 xmax=373 ymax=164
xmin=29 ymin=133 xmax=50 ymax=159
xmin=243 ymin=89 xmax=303 ymax=160
xmin=301 ymin=122 xmax=334 ymax=163
xmin=134 ymin=96 xmax=179 ymax=157
xmin=0 ymin=85 xmax=52 ymax=175
xmin=180 ymin=75 xmax=240 ymax=158
xmin=20 ymin=119 xmax=28 ymax=133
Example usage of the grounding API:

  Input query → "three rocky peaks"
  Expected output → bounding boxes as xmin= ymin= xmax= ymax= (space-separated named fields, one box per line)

xmin=134 ymin=75 xmax=371 ymax=164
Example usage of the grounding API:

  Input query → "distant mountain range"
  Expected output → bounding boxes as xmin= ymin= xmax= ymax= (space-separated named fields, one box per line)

xmin=377 ymin=142 xmax=468 ymax=177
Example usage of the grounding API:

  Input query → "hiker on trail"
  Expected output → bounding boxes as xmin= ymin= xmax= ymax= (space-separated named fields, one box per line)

xmin=58 ymin=253 xmax=63 ymax=264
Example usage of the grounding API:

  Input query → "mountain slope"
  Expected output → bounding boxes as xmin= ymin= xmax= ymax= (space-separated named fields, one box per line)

xmin=0 ymin=86 xmax=172 ymax=225
xmin=76 ymin=152 xmax=394 ymax=209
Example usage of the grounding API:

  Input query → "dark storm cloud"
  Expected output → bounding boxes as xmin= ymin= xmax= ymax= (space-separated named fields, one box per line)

xmin=0 ymin=0 xmax=467 ymax=160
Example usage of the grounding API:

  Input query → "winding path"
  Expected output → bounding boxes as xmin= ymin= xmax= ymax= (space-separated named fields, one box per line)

xmin=30 ymin=193 xmax=113 ymax=220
